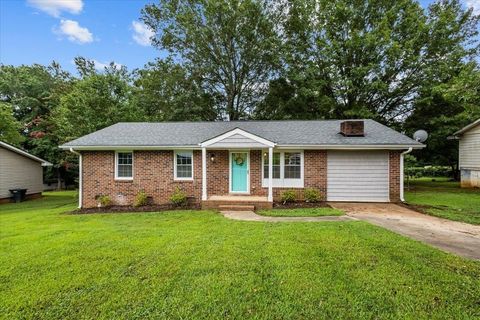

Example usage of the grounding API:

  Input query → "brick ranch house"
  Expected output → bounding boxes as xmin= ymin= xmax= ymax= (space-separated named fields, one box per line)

xmin=60 ymin=120 xmax=424 ymax=209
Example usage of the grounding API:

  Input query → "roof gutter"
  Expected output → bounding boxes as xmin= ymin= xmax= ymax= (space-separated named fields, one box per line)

xmin=400 ymin=147 xmax=413 ymax=202
xmin=69 ymin=148 xmax=82 ymax=209
xmin=60 ymin=144 xmax=425 ymax=151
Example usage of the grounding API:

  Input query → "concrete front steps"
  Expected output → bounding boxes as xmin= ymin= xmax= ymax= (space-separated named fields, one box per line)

xmin=218 ymin=205 xmax=255 ymax=211
xmin=201 ymin=195 xmax=272 ymax=211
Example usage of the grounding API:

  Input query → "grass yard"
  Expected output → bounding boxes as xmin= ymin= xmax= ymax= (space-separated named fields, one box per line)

xmin=258 ymin=207 xmax=344 ymax=217
xmin=1 ymin=192 xmax=479 ymax=319
xmin=405 ymin=177 xmax=480 ymax=225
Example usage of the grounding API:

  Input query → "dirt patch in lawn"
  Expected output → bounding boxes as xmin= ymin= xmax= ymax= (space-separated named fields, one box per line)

xmin=400 ymin=202 xmax=456 ymax=215
xmin=273 ymin=201 xmax=332 ymax=209
xmin=399 ymin=202 xmax=432 ymax=214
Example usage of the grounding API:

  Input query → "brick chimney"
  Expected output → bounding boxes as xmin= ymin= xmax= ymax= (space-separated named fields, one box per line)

xmin=340 ymin=120 xmax=364 ymax=137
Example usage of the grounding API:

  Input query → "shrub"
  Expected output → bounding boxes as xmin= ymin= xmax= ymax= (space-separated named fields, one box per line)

xmin=170 ymin=187 xmax=187 ymax=207
xmin=281 ymin=189 xmax=296 ymax=203
xmin=405 ymin=166 xmax=452 ymax=179
xmin=304 ymin=188 xmax=322 ymax=202
xmin=134 ymin=190 xmax=148 ymax=207
xmin=98 ymin=195 xmax=111 ymax=207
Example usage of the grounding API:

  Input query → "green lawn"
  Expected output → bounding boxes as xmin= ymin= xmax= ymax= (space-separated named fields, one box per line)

xmin=258 ymin=207 xmax=344 ymax=217
xmin=1 ymin=192 xmax=479 ymax=319
xmin=405 ymin=178 xmax=480 ymax=225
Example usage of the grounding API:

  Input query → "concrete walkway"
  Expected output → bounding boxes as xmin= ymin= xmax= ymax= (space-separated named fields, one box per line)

xmin=330 ymin=203 xmax=480 ymax=260
xmin=220 ymin=210 xmax=353 ymax=222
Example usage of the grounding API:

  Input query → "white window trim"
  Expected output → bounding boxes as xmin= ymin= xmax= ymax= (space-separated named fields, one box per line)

xmin=115 ymin=151 xmax=134 ymax=180
xmin=262 ymin=150 xmax=304 ymax=188
xmin=174 ymin=150 xmax=194 ymax=181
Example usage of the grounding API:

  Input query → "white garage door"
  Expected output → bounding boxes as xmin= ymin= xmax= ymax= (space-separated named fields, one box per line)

xmin=327 ymin=151 xmax=389 ymax=202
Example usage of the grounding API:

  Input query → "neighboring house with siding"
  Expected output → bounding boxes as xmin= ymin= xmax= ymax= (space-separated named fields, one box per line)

xmin=0 ymin=141 xmax=52 ymax=202
xmin=59 ymin=120 xmax=424 ymax=209
xmin=450 ymin=119 xmax=480 ymax=188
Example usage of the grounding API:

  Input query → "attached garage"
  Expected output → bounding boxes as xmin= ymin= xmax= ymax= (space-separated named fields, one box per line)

xmin=327 ymin=151 xmax=390 ymax=202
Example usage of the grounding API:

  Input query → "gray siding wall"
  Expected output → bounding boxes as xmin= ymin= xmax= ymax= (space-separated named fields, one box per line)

xmin=459 ymin=124 xmax=480 ymax=170
xmin=0 ymin=147 xmax=44 ymax=199
xmin=209 ymin=134 xmax=267 ymax=148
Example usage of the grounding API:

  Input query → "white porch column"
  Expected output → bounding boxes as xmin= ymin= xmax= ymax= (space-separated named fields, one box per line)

xmin=202 ymin=147 xmax=207 ymax=200
xmin=268 ymin=147 xmax=273 ymax=202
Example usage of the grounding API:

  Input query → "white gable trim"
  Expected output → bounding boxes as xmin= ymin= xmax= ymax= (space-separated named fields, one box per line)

xmin=200 ymin=128 xmax=275 ymax=148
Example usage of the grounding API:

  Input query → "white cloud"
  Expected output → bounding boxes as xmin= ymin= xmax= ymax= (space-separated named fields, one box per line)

xmin=55 ymin=19 xmax=93 ymax=44
xmin=131 ymin=21 xmax=154 ymax=46
xmin=93 ymin=60 xmax=122 ymax=71
xmin=27 ymin=0 xmax=83 ymax=17
xmin=465 ymin=0 xmax=480 ymax=14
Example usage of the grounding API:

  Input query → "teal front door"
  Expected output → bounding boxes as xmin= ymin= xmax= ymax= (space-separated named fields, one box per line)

xmin=231 ymin=152 xmax=249 ymax=192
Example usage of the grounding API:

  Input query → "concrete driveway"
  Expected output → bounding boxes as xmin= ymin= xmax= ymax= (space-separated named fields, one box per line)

xmin=330 ymin=203 xmax=480 ymax=260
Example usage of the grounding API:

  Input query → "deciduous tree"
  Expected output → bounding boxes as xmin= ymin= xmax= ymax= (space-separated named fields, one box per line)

xmin=142 ymin=0 xmax=281 ymax=120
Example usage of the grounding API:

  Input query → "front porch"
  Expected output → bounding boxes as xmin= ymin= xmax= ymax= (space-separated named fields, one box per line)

xmin=201 ymin=195 xmax=272 ymax=211
xmin=200 ymin=128 xmax=276 ymax=210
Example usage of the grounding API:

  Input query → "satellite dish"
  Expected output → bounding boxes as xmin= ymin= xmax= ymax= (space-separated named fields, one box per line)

xmin=413 ymin=130 xmax=428 ymax=142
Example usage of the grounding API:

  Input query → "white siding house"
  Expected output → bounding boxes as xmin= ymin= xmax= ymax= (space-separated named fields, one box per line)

xmin=451 ymin=119 xmax=480 ymax=188
xmin=0 ymin=141 xmax=52 ymax=201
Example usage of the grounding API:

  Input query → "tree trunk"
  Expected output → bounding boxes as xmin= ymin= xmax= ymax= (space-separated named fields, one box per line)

xmin=56 ymin=167 xmax=62 ymax=190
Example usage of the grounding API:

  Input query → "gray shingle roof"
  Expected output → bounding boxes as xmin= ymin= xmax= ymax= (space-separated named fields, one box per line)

xmin=60 ymin=119 xmax=423 ymax=148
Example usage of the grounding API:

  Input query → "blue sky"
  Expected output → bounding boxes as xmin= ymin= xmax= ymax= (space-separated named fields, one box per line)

xmin=0 ymin=0 xmax=478 ymax=75
xmin=0 ymin=0 xmax=166 ymax=74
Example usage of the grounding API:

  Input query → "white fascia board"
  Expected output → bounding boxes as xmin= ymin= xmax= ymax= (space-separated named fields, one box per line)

xmin=59 ymin=145 xmax=201 ymax=151
xmin=61 ymin=143 xmax=424 ymax=151
xmin=275 ymin=144 xmax=425 ymax=150
xmin=452 ymin=118 xmax=480 ymax=136
xmin=0 ymin=141 xmax=52 ymax=166
xmin=200 ymin=128 xmax=275 ymax=148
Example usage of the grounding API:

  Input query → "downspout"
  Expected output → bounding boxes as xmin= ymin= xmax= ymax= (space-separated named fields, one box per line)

xmin=400 ymin=147 xmax=413 ymax=202
xmin=69 ymin=148 xmax=82 ymax=209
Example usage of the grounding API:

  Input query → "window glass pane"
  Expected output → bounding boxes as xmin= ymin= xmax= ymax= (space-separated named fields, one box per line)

xmin=118 ymin=152 xmax=132 ymax=165
xmin=284 ymin=152 xmax=301 ymax=179
xmin=264 ymin=152 xmax=280 ymax=179
xmin=285 ymin=153 xmax=301 ymax=165
xmin=176 ymin=152 xmax=192 ymax=165
xmin=176 ymin=152 xmax=192 ymax=178
xmin=117 ymin=164 xmax=132 ymax=178
xmin=264 ymin=165 xmax=280 ymax=179
xmin=176 ymin=165 xmax=192 ymax=178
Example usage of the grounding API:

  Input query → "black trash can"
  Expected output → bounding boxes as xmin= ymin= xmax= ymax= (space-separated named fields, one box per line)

xmin=9 ymin=189 xmax=28 ymax=203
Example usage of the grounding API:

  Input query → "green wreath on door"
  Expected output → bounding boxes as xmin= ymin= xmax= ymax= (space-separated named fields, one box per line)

xmin=234 ymin=155 xmax=245 ymax=166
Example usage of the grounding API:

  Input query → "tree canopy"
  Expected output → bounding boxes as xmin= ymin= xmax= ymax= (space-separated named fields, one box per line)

xmin=0 ymin=0 xmax=479 ymax=184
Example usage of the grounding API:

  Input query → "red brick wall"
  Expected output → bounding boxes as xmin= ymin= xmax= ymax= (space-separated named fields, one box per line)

xmin=80 ymin=149 xmax=399 ymax=208
xmin=389 ymin=151 xmax=401 ymax=202
xmin=81 ymin=151 xmax=201 ymax=208
xmin=206 ymin=150 xmax=229 ymax=196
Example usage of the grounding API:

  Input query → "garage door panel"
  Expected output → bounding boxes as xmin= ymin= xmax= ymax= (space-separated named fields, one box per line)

xmin=327 ymin=151 xmax=389 ymax=202
xmin=328 ymin=171 xmax=385 ymax=176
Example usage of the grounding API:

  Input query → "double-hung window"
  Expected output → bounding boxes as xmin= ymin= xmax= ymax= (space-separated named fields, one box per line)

xmin=263 ymin=152 xmax=281 ymax=179
xmin=174 ymin=151 xmax=193 ymax=180
xmin=284 ymin=152 xmax=301 ymax=179
xmin=262 ymin=151 xmax=303 ymax=187
xmin=115 ymin=151 xmax=133 ymax=180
